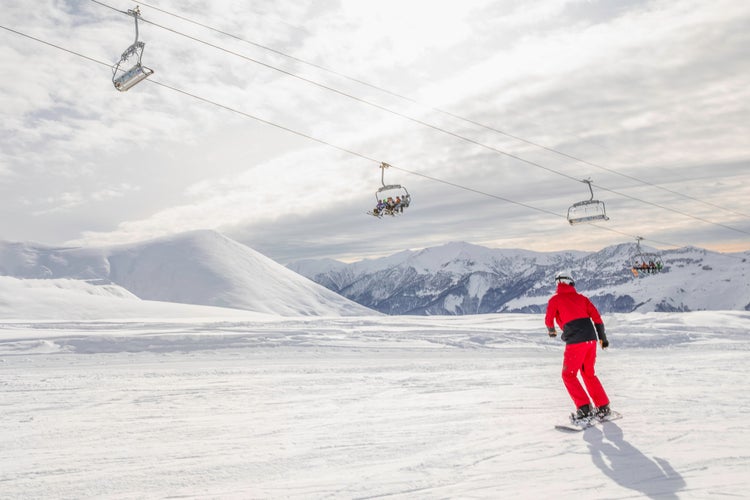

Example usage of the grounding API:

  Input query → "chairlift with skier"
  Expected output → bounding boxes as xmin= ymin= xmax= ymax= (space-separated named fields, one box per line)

xmin=629 ymin=236 xmax=664 ymax=277
xmin=567 ymin=179 xmax=609 ymax=225
xmin=112 ymin=6 xmax=154 ymax=92
xmin=367 ymin=162 xmax=411 ymax=218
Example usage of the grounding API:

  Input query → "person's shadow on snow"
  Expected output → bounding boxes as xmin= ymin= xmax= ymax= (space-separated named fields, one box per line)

xmin=583 ymin=422 xmax=686 ymax=499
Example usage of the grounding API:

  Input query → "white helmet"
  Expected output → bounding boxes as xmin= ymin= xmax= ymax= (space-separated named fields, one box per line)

xmin=554 ymin=270 xmax=575 ymax=285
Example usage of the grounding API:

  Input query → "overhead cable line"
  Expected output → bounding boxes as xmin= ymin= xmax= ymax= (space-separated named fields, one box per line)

xmin=126 ymin=0 xmax=750 ymax=220
xmin=87 ymin=0 xmax=750 ymax=237
xmin=0 ymin=25 xmax=557 ymax=219
xmin=0 ymin=23 xmax=735 ymax=253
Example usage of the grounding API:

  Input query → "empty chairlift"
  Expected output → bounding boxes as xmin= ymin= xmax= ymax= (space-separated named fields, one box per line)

xmin=567 ymin=179 xmax=609 ymax=225
xmin=112 ymin=6 xmax=154 ymax=91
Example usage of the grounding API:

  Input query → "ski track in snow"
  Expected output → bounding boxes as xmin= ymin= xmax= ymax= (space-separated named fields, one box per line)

xmin=1 ymin=312 xmax=749 ymax=499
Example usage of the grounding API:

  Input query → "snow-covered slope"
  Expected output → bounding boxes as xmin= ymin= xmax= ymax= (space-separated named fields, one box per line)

xmin=0 ymin=275 xmax=273 ymax=321
xmin=0 ymin=231 xmax=374 ymax=317
xmin=1 ymin=272 xmax=748 ymax=497
xmin=2 ymin=309 xmax=749 ymax=498
xmin=289 ymin=241 xmax=750 ymax=314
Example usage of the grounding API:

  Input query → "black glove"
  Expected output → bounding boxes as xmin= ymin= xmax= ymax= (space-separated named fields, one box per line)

xmin=548 ymin=327 xmax=557 ymax=338
xmin=595 ymin=324 xmax=609 ymax=349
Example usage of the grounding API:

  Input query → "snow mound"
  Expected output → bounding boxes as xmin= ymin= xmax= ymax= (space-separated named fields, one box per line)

xmin=0 ymin=231 xmax=375 ymax=317
xmin=0 ymin=275 xmax=273 ymax=321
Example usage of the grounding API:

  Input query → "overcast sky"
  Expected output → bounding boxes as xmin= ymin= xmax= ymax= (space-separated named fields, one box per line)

xmin=1 ymin=0 xmax=749 ymax=263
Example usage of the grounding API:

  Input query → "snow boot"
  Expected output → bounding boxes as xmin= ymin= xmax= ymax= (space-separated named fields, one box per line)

xmin=570 ymin=404 xmax=593 ymax=424
xmin=595 ymin=404 xmax=611 ymax=420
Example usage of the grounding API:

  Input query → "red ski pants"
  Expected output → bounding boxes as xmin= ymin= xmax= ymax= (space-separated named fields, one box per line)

xmin=562 ymin=340 xmax=609 ymax=409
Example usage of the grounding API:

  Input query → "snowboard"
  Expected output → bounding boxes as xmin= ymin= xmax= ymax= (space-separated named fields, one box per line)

xmin=555 ymin=410 xmax=622 ymax=432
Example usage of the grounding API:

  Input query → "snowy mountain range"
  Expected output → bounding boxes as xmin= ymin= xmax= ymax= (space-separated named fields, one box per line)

xmin=3 ymin=231 xmax=748 ymax=318
xmin=0 ymin=230 xmax=373 ymax=317
xmin=288 ymin=241 xmax=750 ymax=314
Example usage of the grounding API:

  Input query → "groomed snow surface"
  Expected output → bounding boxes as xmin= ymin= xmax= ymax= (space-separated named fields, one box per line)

xmin=2 ymin=301 xmax=748 ymax=499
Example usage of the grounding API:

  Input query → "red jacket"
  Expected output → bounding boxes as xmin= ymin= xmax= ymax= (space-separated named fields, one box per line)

xmin=545 ymin=283 xmax=604 ymax=344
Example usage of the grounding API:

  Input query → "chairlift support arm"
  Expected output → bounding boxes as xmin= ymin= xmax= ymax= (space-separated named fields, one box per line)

xmin=129 ymin=7 xmax=141 ymax=45
xmin=380 ymin=162 xmax=391 ymax=188
xmin=582 ymin=178 xmax=595 ymax=201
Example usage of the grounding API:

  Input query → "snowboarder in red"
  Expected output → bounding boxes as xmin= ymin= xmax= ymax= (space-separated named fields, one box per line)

xmin=545 ymin=270 xmax=611 ymax=422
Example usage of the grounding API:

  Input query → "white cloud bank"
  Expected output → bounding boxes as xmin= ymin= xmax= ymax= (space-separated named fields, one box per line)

xmin=1 ymin=0 xmax=749 ymax=261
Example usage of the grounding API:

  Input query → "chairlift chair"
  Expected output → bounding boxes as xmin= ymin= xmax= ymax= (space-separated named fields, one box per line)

xmin=368 ymin=162 xmax=411 ymax=217
xmin=629 ymin=236 xmax=664 ymax=276
xmin=567 ymin=179 xmax=609 ymax=225
xmin=112 ymin=6 xmax=154 ymax=91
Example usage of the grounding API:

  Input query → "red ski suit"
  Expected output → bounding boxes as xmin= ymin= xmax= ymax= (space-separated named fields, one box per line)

xmin=545 ymin=283 xmax=609 ymax=409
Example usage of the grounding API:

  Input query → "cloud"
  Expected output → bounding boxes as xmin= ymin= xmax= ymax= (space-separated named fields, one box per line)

xmin=1 ymin=0 xmax=749 ymax=260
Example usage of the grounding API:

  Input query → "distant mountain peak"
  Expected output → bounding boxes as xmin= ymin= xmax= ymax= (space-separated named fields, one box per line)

xmin=288 ymin=241 xmax=750 ymax=315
